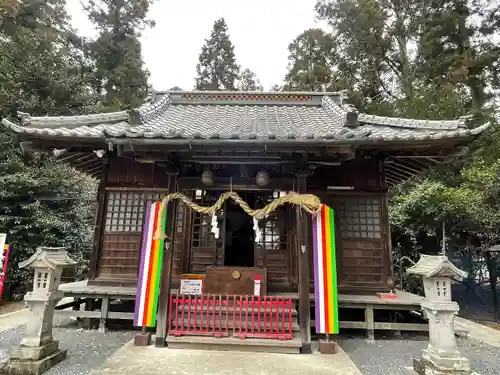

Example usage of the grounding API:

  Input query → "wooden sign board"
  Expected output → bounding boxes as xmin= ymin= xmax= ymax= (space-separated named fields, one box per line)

xmin=204 ymin=266 xmax=267 ymax=296
xmin=180 ymin=279 xmax=203 ymax=295
xmin=179 ymin=273 xmax=205 ymax=295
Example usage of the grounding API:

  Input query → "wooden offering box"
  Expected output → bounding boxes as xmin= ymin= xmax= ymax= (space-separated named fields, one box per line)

xmin=204 ymin=266 xmax=267 ymax=296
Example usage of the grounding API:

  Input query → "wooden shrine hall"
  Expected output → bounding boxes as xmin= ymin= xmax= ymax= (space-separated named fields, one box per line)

xmin=1 ymin=91 xmax=489 ymax=353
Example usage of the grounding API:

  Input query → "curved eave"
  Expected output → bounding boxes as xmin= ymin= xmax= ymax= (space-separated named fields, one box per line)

xmin=358 ymin=113 xmax=468 ymax=130
xmin=2 ymin=114 xmax=490 ymax=144
xmin=21 ymin=110 xmax=129 ymax=128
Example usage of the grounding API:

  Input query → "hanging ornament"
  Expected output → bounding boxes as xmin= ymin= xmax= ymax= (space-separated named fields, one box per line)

xmin=253 ymin=217 xmax=262 ymax=243
xmin=211 ymin=213 xmax=219 ymax=239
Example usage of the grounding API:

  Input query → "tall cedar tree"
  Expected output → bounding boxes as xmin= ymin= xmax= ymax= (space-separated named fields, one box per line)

xmin=195 ymin=18 xmax=239 ymax=90
xmin=85 ymin=0 xmax=155 ymax=110
xmin=0 ymin=0 xmax=97 ymax=295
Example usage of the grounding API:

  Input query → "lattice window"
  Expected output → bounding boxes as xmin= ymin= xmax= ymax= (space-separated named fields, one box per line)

xmin=338 ymin=198 xmax=381 ymax=239
xmin=35 ymin=271 xmax=49 ymax=289
xmin=257 ymin=193 xmax=288 ymax=251
xmin=104 ymin=191 xmax=161 ymax=232
xmin=191 ymin=190 xmax=215 ymax=248
xmin=175 ymin=202 xmax=186 ymax=233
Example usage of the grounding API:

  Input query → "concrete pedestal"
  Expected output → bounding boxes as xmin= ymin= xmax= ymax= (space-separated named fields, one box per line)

xmin=0 ymin=341 xmax=66 ymax=375
xmin=0 ymin=291 xmax=66 ymax=374
xmin=318 ymin=340 xmax=338 ymax=354
xmin=412 ymin=303 xmax=472 ymax=375
xmin=134 ymin=332 xmax=152 ymax=346
xmin=1 ymin=247 xmax=77 ymax=375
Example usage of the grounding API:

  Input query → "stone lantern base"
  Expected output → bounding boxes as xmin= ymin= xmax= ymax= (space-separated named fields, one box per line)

xmin=0 ymin=340 xmax=66 ymax=375
xmin=412 ymin=348 xmax=474 ymax=375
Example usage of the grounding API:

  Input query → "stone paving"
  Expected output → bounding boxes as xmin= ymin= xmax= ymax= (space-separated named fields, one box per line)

xmin=91 ymin=341 xmax=364 ymax=375
xmin=0 ymin=325 xmax=134 ymax=375
xmin=340 ymin=333 xmax=500 ymax=375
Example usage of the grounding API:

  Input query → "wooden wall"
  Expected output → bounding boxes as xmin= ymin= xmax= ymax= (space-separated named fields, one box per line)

xmin=91 ymin=155 xmax=393 ymax=294
xmin=94 ymin=157 xmax=174 ymax=283
xmin=306 ymin=158 xmax=393 ymax=293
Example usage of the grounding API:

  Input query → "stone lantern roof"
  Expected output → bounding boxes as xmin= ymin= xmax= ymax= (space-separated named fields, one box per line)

xmin=406 ymin=254 xmax=468 ymax=280
xmin=19 ymin=246 xmax=78 ymax=270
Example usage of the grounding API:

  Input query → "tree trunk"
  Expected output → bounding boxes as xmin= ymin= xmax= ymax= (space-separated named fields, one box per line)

xmin=485 ymin=252 xmax=500 ymax=322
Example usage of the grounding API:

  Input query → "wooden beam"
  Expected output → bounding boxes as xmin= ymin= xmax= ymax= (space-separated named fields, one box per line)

xmin=178 ymin=177 xmax=295 ymax=191
xmin=396 ymin=158 xmax=433 ymax=171
xmin=155 ymin=169 xmax=179 ymax=347
xmin=388 ymin=163 xmax=421 ymax=177
xmin=296 ymin=170 xmax=312 ymax=354
xmin=72 ymin=154 xmax=98 ymax=166
xmin=384 ymin=167 xmax=411 ymax=181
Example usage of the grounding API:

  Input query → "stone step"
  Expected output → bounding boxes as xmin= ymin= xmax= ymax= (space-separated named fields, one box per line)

xmin=166 ymin=333 xmax=301 ymax=354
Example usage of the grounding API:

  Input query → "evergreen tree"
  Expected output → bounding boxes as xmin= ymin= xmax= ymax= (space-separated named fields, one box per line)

xmin=0 ymin=0 xmax=98 ymax=117
xmin=0 ymin=0 xmax=98 ymax=295
xmin=85 ymin=0 xmax=155 ymax=110
xmin=316 ymin=0 xmax=424 ymax=101
xmin=237 ymin=68 xmax=263 ymax=91
xmin=417 ymin=0 xmax=500 ymax=110
xmin=195 ymin=18 xmax=239 ymax=90
xmin=283 ymin=29 xmax=335 ymax=92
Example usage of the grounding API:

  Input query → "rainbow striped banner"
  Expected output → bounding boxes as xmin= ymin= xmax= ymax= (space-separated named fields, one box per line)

xmin=133 ymin=202 xmax=167 ymax=327
xmin=312 ymin=204 xmax=339 ymax=334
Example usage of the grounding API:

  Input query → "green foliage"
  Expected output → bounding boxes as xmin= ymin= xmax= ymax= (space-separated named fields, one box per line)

xmin=276 ymin=0 xmax=500 ymax=296
xmin=0 ymin=0 xmax=99 ymax=296
xmin=0 ymin=0 xmax=99 ymax=117
xmin=0 ymin=128 xmax=96 ymax=293
xmin=283 ymin=29 xmax=336 ymax=92
xmin=84 ymin=0 xmax=155 ymax=109
xmin=195 ymin=18 xmax=240 ymax=91
xmin=238 ymin=68 xmax=263 ymax=91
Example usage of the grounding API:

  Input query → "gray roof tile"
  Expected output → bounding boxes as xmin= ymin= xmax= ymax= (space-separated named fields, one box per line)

xmin=1 ymin=91 xmax=490 ymax=143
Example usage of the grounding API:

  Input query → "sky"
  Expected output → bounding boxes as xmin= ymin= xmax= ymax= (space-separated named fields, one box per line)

xmin=66 ymin=0 xmax=326 ymax=91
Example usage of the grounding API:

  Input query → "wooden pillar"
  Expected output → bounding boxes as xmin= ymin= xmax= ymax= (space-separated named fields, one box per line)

xmin=155 ymin=170 xmax=179 ymax=347
xmin=296 ymin=171 xmax=312 ymax=354
xmin=88 ymin=153 xmax=110 ymax=281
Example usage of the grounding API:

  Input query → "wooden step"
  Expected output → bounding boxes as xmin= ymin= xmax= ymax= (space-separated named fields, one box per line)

xmin=166 ymin=334 xmax=301 ymax=354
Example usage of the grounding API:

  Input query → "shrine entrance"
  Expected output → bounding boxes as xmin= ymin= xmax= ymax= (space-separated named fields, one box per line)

xmin=223 ymin=192 xmax=256 ymax=267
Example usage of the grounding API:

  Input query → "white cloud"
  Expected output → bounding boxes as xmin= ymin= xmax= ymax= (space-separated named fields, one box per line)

xmin=66 ymin=0 xmax=324 ymax=91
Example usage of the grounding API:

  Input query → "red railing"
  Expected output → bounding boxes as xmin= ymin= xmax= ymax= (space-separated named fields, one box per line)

xmin=168 ymin=293 xmax=293 ymax=340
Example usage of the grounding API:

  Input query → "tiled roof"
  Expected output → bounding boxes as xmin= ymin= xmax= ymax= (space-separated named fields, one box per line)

xmin=1 ymin=91 xmax=489 ymax=144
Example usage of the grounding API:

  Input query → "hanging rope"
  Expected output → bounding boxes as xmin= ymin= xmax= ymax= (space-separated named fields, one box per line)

xmin=154 ymin=191 xmax=322 ymax=240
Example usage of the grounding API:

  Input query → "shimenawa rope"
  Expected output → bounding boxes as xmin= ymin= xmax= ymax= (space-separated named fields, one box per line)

xmin=154 ymin=191 xmax=322 ymax=240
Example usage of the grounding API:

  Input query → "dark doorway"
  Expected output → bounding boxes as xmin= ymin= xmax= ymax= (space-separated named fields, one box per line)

xmin=224 ymin=192 xmax=255 ymax=267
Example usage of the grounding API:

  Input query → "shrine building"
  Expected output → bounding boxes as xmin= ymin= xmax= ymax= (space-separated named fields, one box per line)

xmin=1 ymin=91 xmax=489 ymax=353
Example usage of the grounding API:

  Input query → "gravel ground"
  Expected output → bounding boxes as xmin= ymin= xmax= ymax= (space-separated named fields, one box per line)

xmin=0 ymin=325 xmax=135 ymax=375
xmin=340 ymin=333 xmax=500 ymax=375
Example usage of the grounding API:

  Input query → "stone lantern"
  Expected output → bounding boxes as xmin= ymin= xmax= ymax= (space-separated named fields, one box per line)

xmin=1 ymin=247 xmax=77 ymax=375
xmin=407 ymin=254 xmax=473 ymax=375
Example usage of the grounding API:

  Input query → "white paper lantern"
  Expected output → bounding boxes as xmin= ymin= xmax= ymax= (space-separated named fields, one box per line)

xmin=201 ymin=169 xmax=214 ymax=185
xmin=256 ymin=171 xmax=269 ymax=187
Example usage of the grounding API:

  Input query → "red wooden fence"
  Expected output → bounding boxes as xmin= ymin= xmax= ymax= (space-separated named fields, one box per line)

xmin=168 ymin=293 xmax=293 ymax=340
xmin=0 ymin=245 xmax=10 ymax=305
